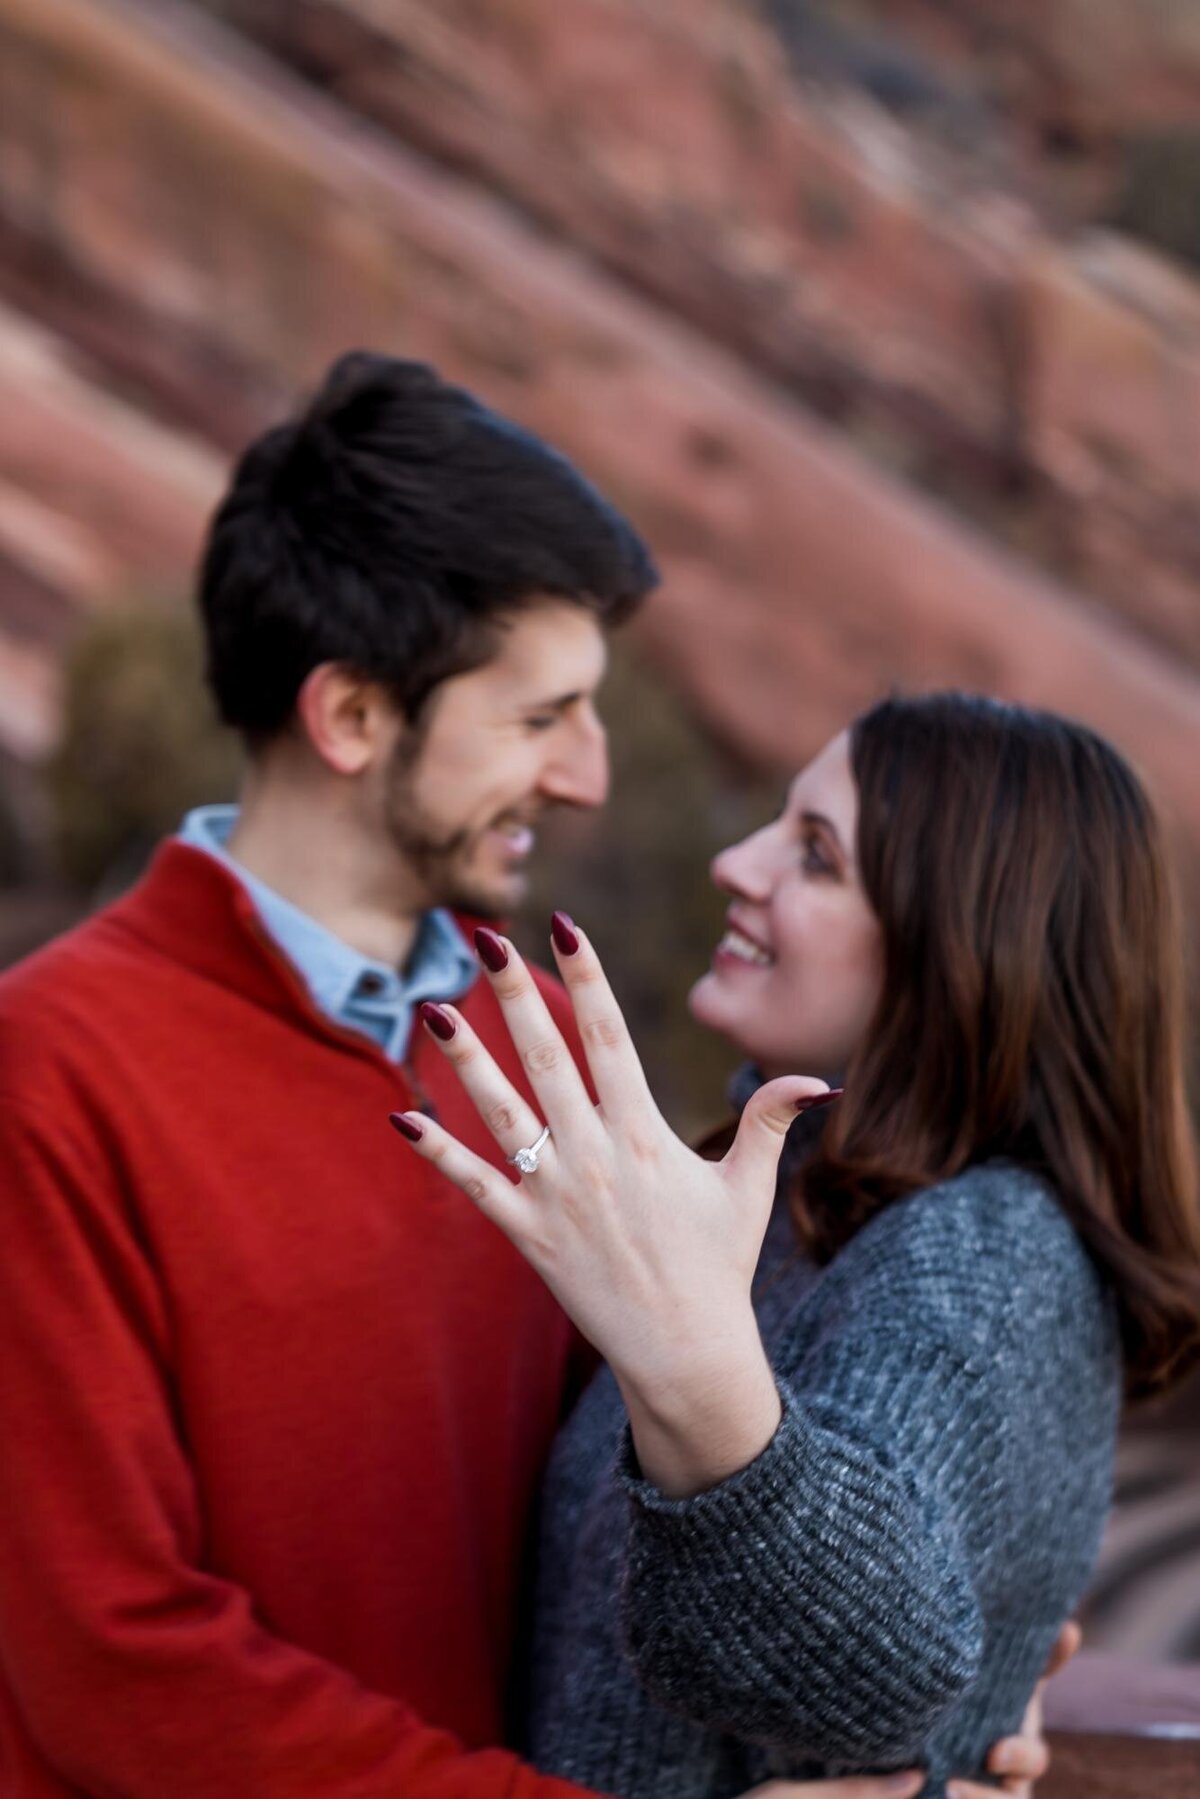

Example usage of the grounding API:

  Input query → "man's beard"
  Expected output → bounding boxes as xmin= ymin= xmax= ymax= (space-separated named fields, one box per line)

xmin=383 ymin=743 xmax=521 ymax=921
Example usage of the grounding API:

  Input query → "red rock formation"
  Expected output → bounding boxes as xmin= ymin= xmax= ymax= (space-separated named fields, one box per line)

xmin=870 ymin=0 xmax=1200 ymax=139
xmin=0 ymin=0 xmax=1195 ymax=857
xmin=0 ymin=297 xmax=224 ymax=753
xmin=190 ymin=0 xmax=1200 ymax=664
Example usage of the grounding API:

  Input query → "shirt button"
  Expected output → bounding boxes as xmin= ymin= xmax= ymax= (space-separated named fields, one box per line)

xmin=357 ymin=972 xmax=386 ymax=997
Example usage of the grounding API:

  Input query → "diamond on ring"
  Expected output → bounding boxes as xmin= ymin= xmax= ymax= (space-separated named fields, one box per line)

xmin=508 ymin=1124 xmax=551 ymax=1175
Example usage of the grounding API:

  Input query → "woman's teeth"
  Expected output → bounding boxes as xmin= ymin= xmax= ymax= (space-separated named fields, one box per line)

xmin=719 ymin=928 xmax=773 ymax=967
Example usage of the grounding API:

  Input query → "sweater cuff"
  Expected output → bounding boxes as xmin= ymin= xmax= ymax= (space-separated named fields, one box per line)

xmin=615 ymin=1378 xmax=800 ymax=1518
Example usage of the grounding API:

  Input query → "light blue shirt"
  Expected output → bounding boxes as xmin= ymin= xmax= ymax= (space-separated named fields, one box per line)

xmin=178 ymin=805 xmax=478 ymax=1061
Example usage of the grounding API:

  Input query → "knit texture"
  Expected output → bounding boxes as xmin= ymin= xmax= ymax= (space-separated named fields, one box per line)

xmin=529 ymin=1157 xmax=1120 ymax=1799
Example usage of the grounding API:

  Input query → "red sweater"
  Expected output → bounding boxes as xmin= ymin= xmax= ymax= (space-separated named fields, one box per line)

xmin=0 ymin=843 xmax=598 ymax=1797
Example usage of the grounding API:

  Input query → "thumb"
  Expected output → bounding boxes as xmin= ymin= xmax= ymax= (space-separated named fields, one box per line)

xmin=722 ymin=1076 xmax=842 ymax=1193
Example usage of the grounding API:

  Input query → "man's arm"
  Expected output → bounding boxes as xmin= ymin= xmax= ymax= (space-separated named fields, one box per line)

xmin=0 ymin=1098 xmax=591 ymax=1799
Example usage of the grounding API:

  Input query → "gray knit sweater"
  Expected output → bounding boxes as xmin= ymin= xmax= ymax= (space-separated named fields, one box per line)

xmin=527 ymin=1154 xmax=1120 ymax=1799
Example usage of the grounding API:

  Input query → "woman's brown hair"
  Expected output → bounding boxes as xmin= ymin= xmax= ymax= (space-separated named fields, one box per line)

xmin=798 ymin=693 xmax=1200 ymax=1398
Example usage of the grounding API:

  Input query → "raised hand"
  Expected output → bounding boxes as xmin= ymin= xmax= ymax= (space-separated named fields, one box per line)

xmin=391 ymin=917 xmax=832 ymax=1496
xmin=391 ymin=918 xmax=1074 ymax=1797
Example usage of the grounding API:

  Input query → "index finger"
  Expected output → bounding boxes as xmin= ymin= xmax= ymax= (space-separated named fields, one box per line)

xmin=548 ymin=912 xmax=656 ymax=1118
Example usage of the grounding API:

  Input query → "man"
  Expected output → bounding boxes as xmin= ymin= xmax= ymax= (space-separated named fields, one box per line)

xmin=0 ymin=354 xmax=1051 ymax=1796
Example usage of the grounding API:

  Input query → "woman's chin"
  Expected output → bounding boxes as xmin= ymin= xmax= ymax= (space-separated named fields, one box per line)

xmin=688 ymin=972 xmax=756 ymax=1057
xmin=690 ymin=973 xmax=834 ymax=1078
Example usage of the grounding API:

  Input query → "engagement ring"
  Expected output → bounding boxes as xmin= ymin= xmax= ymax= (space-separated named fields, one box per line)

xmin=507 ymin=1124 xmax=551 ymax=1176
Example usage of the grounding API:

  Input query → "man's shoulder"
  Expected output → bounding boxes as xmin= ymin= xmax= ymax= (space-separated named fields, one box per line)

xmin=0 ymin=906 xmax=136 ymax=1112
xmin=0 ymin=899 xmax=135 ymax=1014
xmin=0 ymin=841 xmax=236 ymax=999
xmin=0 ymin=859 xmax=212 ymax=1091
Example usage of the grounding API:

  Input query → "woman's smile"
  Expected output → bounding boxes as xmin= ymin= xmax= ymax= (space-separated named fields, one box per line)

xmin=713 ymin=917 xmax=775 ymax=970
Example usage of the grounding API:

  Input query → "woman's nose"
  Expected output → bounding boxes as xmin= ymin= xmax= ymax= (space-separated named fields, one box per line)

xmin=711 ymin=827 xmax=776 ymax=901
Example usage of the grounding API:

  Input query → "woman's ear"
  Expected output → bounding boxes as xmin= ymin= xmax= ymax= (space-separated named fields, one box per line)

xmin=294 ymin=663 xmax=396 ymax=776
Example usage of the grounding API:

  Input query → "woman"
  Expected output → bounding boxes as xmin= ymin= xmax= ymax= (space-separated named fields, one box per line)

xmin=390 ymin=694 xmax=1200 ymax=1798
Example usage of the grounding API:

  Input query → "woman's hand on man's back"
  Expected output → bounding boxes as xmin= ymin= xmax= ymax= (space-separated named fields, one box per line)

xmin=745 ymin=1620 xmax=1080 ymax=1799
xmin=745 ymin=1775 xmax=924 ymax=1798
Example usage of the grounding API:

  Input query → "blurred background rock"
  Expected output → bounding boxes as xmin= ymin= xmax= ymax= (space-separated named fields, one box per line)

xmin=0 ymin=0 xmax=1198 ymax=1776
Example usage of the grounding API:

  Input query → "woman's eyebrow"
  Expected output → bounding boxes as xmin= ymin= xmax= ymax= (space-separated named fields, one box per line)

xmin=799 ymin=807 xmax=843 ymax=849
xmin=524 ymin=689 xmax=584 ymax=713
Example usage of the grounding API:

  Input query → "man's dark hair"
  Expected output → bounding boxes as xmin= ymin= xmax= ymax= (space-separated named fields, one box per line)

xmin=197 ymin=353 xmax=658 ymax=742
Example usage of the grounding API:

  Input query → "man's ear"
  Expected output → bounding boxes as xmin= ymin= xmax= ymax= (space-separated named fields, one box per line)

xmin=294 ymin=664 xmax=396 ymax=775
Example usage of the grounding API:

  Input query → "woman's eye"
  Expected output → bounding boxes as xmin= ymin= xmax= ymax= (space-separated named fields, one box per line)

xmin=801 ymin=836 xmax=835 ymax=876
xmin=524 ymin=715 xmax=557 ymax=733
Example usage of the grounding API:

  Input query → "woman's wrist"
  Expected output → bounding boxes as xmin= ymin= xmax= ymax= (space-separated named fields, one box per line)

xmin=614 ymin=1316 xmax=783 ymax=1500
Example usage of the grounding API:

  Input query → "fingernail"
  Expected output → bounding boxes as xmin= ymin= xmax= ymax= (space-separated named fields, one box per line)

xmin=389 ymin=1112 xmax=424 ymax=1142
xmin=886 ymin=1776 xmax=923 ymax=1797
xmin=794 ymin=1086 xmax=844 ymax=1113
xmin=419 ymin=1001 xmax=457 ymax=1042
xmin=474 ymin=926 xmax=509 ymax=973
xmin=551 ymin=910 xmax=580 ymax=956
xmin=989 ymin=1744 xmax=1017 ymax=1774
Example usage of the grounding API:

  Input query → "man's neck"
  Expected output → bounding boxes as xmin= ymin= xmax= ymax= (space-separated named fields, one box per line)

xmin=226 ymin=779 xmax=426 ymax=971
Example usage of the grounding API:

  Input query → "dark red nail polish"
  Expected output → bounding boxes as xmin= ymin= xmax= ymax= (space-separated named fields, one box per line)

xmin=389 ymin=1112 xmax=424 ymax=1142
xmin=474 ymin=927 xmax=509 ymax=973
xmin=419 ymin=1001 xmax=456 ymax=1041
xmin=551 ymin=911 xmax=580 ymax=956
xmin=794 ymin=1087 xmax=844 ymax=1114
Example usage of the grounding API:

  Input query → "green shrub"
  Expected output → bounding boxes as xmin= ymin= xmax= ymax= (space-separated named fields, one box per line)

xmin=46 ymin=603 xmax=241 ymax=894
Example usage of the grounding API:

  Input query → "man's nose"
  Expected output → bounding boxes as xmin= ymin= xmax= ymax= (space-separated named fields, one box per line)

xmin=539 ymin=718 xmax=610 ymax=810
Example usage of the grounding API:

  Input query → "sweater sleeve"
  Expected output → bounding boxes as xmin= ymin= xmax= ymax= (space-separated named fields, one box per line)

xmin=611 ymin=1178 xmax=1080 ymax=1767
xmin=616 ymin=1339 xmax=985 ymax=1767
xmin=0 ymin=1099 xmax=597 ymax=1799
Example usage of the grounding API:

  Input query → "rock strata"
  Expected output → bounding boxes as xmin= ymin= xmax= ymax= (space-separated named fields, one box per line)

xmin=0 ymin=0 xmax=1195 ymax=866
